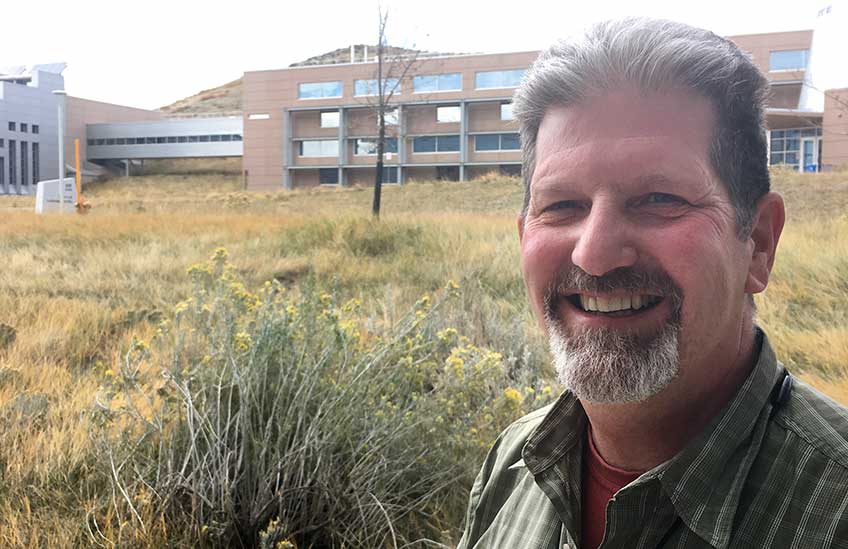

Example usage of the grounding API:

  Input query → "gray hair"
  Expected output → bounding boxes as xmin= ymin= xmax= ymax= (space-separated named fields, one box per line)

xmin=513 ymin=18 xmax=771 ymax=237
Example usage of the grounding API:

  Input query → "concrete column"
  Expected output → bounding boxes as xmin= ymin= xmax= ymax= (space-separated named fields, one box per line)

xmin=338 ymin=107 xmax=347 ymax=186
xmin=125 ymin=159 xmax=130 ymax=177
xmin=459 ymin=100 xmax=467 ymax=181
xmin=398 ymin=104 xmax=406 ymax=184
xmin=282 ymin=108 xmax=292 ymax=190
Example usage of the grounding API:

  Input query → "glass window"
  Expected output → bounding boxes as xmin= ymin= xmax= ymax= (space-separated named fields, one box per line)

xmin=87 ymin=139 xmax=95 ymax=146
xmin=221 ymin=134 xmax=232 ymax=142
xmin=0 ymin=138 xmax=3 ymax=147
xmin=300 ymin=139 xmax=339 ymax=157
xmin=413 ymin=136 xmax=436 ymax=153
xmin=232 ymin=134 xmax=243 ymax=141
xmin=146 ymin=137 xmax=157 ymax=144
xmin=188 ymin=135 xmax=199 ymax=143
xmin=769 ymin=50 xmax=808 ymax=71
xmin=199 ymin=136 xmax=210 ymax=142
xmin=413 ymin=73 xmax=461 ymax=93
xmin=32 ymin=142 xmax=39 ymax=186
xmin=178 ymin=136 xmax=188 ymax=143
xmin=116 ymin=138 xmax=126 ymax=145
xmin=106 ymin=138 xmax=116 ymax=145
xmin=382 ymin=166 xmax=398 ymax=184
xmin=20 ymin=123 xmax=28 ymax=133
xmin=475 ymin=69 xmax=525 ymax=89
xmin=298 ymin=81 xmax=343 ymax=99
xmin=319 ymin=168 xmax=339 ymax=185
xmin=475 ymin=133 xmax=520 ymax=151
xmin=501 ymin=133 xmax=520 ymax=150
xmin=20 ymin=141 xmax=27 ymax=186
xmin=437 ymin=135 xmax=460 ymax=152
xmin=8 ymin=122 xmax=15 ymax=131
xmin=437 ymin=106 xmax=461 ymax=123
xmin=320 ymin=111 xmax=340 ymax=128
xmin=475 ymin=134 xmax=500 ymax=151
xmin=210 ymin=135 xmax=221 ymax=142
xmin=500 ymin=102 xmax=514 ymax=121
xmin=355 ymin=137 xmax=398 ymax=155
xmin=32 ymin=125 xmax=39 ymax=134
xmin=354 ymin=78 xmax=400 ymax=96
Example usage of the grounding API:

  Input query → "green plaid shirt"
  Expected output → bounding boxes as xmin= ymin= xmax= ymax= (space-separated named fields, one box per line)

xmin=458 ymin=332 xmax=848 ymax=548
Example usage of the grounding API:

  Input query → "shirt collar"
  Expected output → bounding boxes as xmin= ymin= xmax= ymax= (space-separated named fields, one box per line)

xmin=522 ymin=329 xmax=782 ymax=549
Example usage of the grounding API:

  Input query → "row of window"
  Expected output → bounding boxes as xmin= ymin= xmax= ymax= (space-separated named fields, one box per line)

xmin=768 ymin=127 xmax=822 ymax=170
xmin=315 ymin=102 xmax=514 ymax=130
xmin=318 ymin=166 xmax=399 ymax=185
xmin=6 ymin=122 xmax=39 ymax=134
xmin=87 ymin=134 xmax=243 ymax=146
xmin=298 ymin=132 xmax=520 ymax=157
xmin=0 ymin=140 xmax=40 ymax=188
xmin=298 ymin=69 xmax=526 ymax=99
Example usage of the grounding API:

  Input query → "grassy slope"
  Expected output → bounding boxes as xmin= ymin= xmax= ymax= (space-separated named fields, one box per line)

xmin=0 ymin=170 xmax=845 ymax=545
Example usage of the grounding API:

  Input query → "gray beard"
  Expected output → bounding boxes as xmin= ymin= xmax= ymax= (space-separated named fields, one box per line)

xmin=547 ymin=320 xmax=680 ymax=403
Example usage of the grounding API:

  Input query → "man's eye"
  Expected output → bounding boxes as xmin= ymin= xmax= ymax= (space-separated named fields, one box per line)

xmin=544 ymin=200 xmax=584 ymax=213
xmin=641 ymin=193 xmax=686 ymax=206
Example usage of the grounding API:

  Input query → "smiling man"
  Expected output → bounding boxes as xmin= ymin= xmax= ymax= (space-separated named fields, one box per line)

xmin=458 ymin=18 xmax=848 ymax=549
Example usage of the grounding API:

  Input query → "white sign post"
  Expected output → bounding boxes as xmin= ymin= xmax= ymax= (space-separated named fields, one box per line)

xmin=35 ymin=178 xmax=77 ymax=214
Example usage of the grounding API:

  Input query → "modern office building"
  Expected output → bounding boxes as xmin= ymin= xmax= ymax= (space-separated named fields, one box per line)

xmin=242 ymin=5 xmax=848 ymax=191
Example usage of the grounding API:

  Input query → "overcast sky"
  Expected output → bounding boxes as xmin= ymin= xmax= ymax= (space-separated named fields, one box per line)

xmin=0 ymin=0 xmax=827 ymax=110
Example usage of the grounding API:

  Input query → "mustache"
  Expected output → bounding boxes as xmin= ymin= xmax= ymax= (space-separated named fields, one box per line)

xmin=543 ymin=266 xmax=683 ymax=318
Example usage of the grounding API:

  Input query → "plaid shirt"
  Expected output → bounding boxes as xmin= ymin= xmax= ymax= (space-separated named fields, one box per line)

xmin=458 ymin=332 xmax=848 ymax=548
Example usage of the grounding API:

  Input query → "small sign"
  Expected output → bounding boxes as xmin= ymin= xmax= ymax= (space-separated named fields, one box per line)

xmin=35 ymin=178 xmax=77 ymax=214
xmin=804 ymin=164 xmax=818 ymax=173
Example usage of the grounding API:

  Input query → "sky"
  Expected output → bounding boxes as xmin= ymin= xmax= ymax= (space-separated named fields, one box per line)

xmin=0 ymin=0 xmax=827 ymax=110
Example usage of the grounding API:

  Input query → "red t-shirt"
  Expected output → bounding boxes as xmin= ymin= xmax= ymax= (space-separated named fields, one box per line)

xmin=581 ymin=425 xmax=644 ymax=549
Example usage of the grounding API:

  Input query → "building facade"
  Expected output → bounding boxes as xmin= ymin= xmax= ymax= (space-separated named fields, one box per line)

xmin=242 ymin=13 xmax=848 ymax=191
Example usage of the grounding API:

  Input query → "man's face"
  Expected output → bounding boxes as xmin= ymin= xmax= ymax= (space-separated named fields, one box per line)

xmin=519 ymin=88 xmax=757 ymax=403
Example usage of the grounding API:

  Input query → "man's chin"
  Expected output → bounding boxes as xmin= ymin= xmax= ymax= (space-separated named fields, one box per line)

xmin=547 ymin=321 xmax=681 ymax=404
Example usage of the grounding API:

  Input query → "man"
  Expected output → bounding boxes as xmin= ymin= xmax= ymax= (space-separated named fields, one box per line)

xmin=458 ymin=18 xmax=848 ymax=549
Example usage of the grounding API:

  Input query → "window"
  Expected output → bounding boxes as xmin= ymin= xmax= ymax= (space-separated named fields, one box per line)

xmin=106 ymin=138 xmax=116 ymax=145
xmin=32 ymin=125 xmax=39 ymax=134
xmin=769 ymin=50 xmax=808 ymax=71
xmin=199 ymin=136 xmax=210 ymax=142
xmin=221 ymin=134 xmax=232 ymax=142
xmin=232 ymin=134 xmax=243 ymax=141
xmin=32 ymin=143 xmax=39 ymax=186
xmin=146 ymin=137 xmax=157 ymax=144
xmin=298 ymin=81 xmax=343 ymax=99
xmin=320 ymin=111 xmax=340 ymax=128
xmin=20 ymin=123 xmax=28 ymax=133
xmin=300 ymin=139 xmax=339 ymax=157
xmin=381 ymin=166 xmax=399 ymax=184
xmin=0 ymin=138 xmax=5 ymax=147
xmin=499 ymin=164 xmax=521 ymax=177
xmin=355 ymin=137 xmax=398 ymax=155
xmin=0 ymin=158 xmax=4 ymax=189
xmin=500 ymin=102 xmax=514 ymax=121
xmin=210 ymin=135 xmax=221 ymax=142
xmin=248 ymin=113 xmax=270 ymax=120
xmin=189 ymin=135 xmax=199 ymax=143
xmin=769 ymin=128 xmax=821 ymax=169
xmin=9 ymin=140 xmax=16 ymax=186
xmin=437 ymin=106 xmax=461 ymax=123
xmin=413 ymin=73 xmax=461 ymax=93
xmin=354 ymin=78 xmax=400 ymax=97
xmin=475 ymin=69 xmax=525 ymax=89
xmin=319 ymin=168 xmax=339 ymax=185
xmin=178 ymin=136 xmax=188 ymax=143
xmin=413 ymin=135 xmax=460 ymax=153
xmin=8 ymin=122 xmax=15 ymax=131
xmin=20 ymin=142 xmax=28 ymax=186
xmin=475 ymin=133 xmax=520 ymax=152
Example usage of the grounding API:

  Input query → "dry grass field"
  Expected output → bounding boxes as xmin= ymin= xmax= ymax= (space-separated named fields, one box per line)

xmin=0 ymin=169 xmax=845 ymax=546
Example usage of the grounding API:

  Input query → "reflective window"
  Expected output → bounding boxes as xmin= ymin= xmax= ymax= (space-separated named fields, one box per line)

xmin=354 ymin=137 xmax=398 ymax=155
xmin=300 ymin=139 xmax=339 ymax=157
xmin=384 ymin=109 xmax=399 ymax=125
xmin=32 ymin=125 xmax=39 ymax=134
xmin=20 ymin=123 xmax=28 ymax=133
xmin=382 ymin=166 xmax=399 ymax=184
xmin=500 ymin=102 xmax=514 ymax=120
xmin=769 ymin=50 xmax=808 ymax=71
xmin=319 ymin=168 xmax=339 ymax=185
xmin=475 ymin=133 xmax=520 ymax=151
xmin=768 ymin=127 xmax=821 ymax=170
xmin=298 ymin=81 xmax=343 ymax=99
xmin=413 ymin=135 xmax=460 ymax=152
xmin=475 ymin=69 xmax=525 ymax=89
xmin=354 ymin=78 xmax=400 ymax=96
xmin=437 ymin=106 xmax=461 ymax=123
xmin=321 ymin=111 xmax=340 ymax=128
xmin=413 ymin=73 xmax=461 ymax=93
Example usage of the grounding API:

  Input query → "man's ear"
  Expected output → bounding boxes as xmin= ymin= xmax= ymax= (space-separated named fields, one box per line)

xmin=517 ymin=213 xmax=525 ymax=242
xmin=745 ymin=192 xmax=785 ymax=294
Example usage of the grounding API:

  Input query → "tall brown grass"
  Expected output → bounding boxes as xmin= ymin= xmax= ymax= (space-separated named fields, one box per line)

xmin=0 ymin=170 xmax=845 ymax=546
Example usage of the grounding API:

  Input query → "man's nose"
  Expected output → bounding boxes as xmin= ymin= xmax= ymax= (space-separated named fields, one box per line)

xmin=571 ymin=204 xmax=638 ymax=276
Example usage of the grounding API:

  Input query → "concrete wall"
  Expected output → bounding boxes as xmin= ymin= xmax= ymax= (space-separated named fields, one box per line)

xmin=822 ymin=87 xmax=848 ymax=169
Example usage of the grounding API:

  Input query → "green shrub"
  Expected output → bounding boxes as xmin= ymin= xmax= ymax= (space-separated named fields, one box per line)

xmin=92 ymin=249 xmax=556 ymax=547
